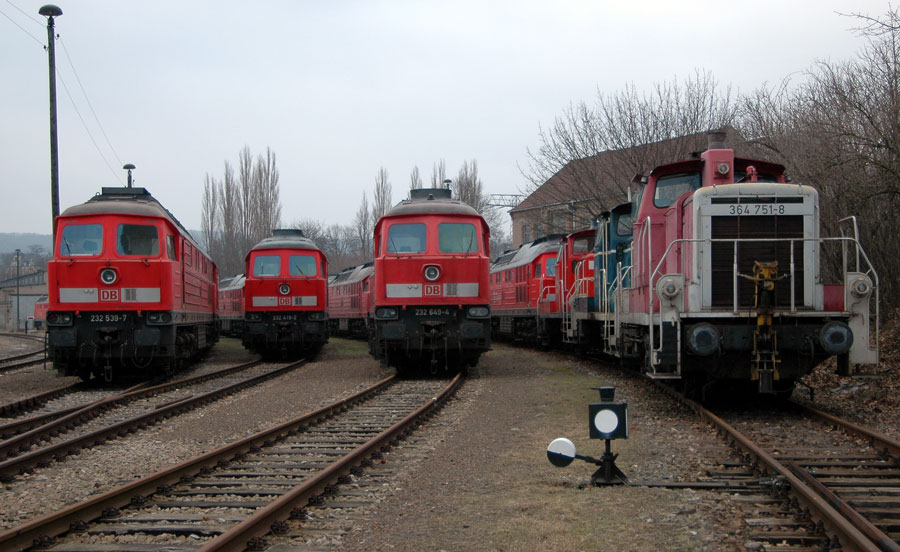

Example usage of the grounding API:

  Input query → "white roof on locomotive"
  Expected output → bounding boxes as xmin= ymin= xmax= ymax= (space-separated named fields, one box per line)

xmin=490 ymin=235 xmax=563 ymax=273
xmin=329 ymin=262 xmax=374 ymax=287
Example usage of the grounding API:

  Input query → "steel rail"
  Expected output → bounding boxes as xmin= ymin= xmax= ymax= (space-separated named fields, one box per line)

xmin=796 ymin=402 xmax=900 ymax=459
xmin=646 ymin=377 xmax=885 ymax=552
xmin=0 ymin=360 xmax=295 ymax=482
xmin=0 ymin=375 xmax=397 ymax=552
xmin=200 ymin=373 xmax=463 ymax=552
xmin=0 ymin=382 xmax=82 ymax=417
xmin=0 ymin=361 xmax=260 ymax=461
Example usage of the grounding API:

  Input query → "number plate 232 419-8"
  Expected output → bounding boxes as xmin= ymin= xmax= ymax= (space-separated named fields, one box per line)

xmin=414 ymin=308 xmax=450 ymax=317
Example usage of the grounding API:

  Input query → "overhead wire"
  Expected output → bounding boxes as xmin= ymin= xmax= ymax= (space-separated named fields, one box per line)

xmin=4 ymin=0 xmax=124 ymax=185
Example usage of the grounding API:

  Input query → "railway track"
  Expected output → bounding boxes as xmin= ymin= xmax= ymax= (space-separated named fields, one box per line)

xmin=0 ymin=334 xmax=47 ymax=374
xmin=650 ymin=380 xmax=900 ymax=551
xmin=0 ymin=359 xmax=313 ymax=482
xmin=0 ymin=374 xmax=461 ymax=551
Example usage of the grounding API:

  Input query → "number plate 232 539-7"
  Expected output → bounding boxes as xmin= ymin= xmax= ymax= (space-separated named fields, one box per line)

xmin=414 ymin=308 xmax=450 ymax=317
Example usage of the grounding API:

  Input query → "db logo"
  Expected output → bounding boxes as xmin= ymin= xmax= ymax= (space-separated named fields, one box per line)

xmin=100 ymin=289 xmax=119 ymax=302
xmin=424 ymin=284 xmax=441 ymax=296
xmin=278 ymin=297 xmax=292 ymax=306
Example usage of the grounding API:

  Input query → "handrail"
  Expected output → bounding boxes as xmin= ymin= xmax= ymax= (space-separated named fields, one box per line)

xmin=644 ymin=235 xmax=880 ymax=368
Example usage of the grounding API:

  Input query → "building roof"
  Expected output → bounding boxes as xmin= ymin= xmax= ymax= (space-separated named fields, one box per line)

xmin=513 ymin=127 xmax=746 ymax=216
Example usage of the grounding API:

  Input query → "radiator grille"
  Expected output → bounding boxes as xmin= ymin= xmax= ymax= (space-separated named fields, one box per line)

xmin=710 ymin=215 xmax=804 ymax=308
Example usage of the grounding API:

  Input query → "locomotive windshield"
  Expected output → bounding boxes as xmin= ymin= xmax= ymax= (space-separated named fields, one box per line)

xmin=289 ymin=254 xmax=317 ymax=276
xmin=386 ymin=223 xmax=426 ymax=253
xmin=59 ymin=223 xmax=103 ymax=256
xmin=117 ymin=224 xmax=160 ymax=256
xmin=439 ymin=223 xmax=478 ymax=253
xmin=253 ymin=255 xmax=281 ymax=276
xmin=654 ymin=171 xmax=701 ymax=208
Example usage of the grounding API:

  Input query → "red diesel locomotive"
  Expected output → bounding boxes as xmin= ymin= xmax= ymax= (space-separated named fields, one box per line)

xmin=241 ymin=229 xmax=328 ymax=359
xmin=217 ymin=274 xmax=245 ymax=337
xmin=327 ymin=262 xmax=373 ymax=338
xmin=371 ymin=188 xmax=491 ymax=374
xmin=46 ymin=187 xmax=219 ymax=381
xmin=489 ymin=234 xmax=563 ymax=344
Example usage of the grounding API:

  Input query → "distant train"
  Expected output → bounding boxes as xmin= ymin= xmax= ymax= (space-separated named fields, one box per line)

xmin=46 ymin=187 xmax=218 ymax=381
xmin=368 ymin=188 xmax=492 ymax=375
xmin=492 ymin=132 xmax=879 ymax=395
xmin=217 ymin=274 xmax=245 ymax=337
xmin=327 ymin=262 xmax=373 ymax=338
xmin=240 ymin=229 xmax=329 ymax=359
xmin=32 ymin=296 xmax=48 ymax=330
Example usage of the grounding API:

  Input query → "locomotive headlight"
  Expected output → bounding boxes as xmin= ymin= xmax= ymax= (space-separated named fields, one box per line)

xmin=47 ymin=312 xmax=73 ymax=326
xmin=849 ymin=276 xmax=872 ymax=298
xmin=656 ymin=275 xmax=682 ymax=300
xmin=466 ymin=306 xmax=490 ymax=318
xmin=147 ymin=312 xmax=173 ymax=325
xmin=717 ymin=162 xmax=730 ymax=175
xmin=308 ymin=311 xmax=326 ymax=321
xmin=375 ymin=307 xmax=399 ymax=319
xmin=279 ymin=283 xmax=291 ymax=296
xmin=424 ymin=265 xmax=441 ymax=281
xmin=100 ymin=268 xmax=118 ymax=285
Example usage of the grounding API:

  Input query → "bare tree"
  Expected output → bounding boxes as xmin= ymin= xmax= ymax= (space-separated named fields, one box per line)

xmin=202 ymin=147 xmax=283 ymax=278
xmin=524 ymin=70 xmax=739 ymax=219
xmin=739 ymin=6 xmax=900 ymax=310
xmin=371 ymin=167 xmax=393 ymax=221
xmin=430 ymin=159 xmax=447 ymax=187
xmin=353 ymin=192 xmax=373 ymax=261
xmin=410 ymin=165 xmax=423 ymax=189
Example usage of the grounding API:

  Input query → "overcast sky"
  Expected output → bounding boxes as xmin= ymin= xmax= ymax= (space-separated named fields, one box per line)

xmin=1 ymin=0 xmax=889 ymax=237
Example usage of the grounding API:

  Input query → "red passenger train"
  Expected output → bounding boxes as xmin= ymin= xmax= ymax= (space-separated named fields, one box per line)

xmin=241 ymin=229 xmax=328 ymax=359
xmin=327 ymin=262 xmax=373 ymax=338
xmin=46 ymin=187 xmax=219 ymax=381
xmin=370 ymin=188 xmax=491 ymax=374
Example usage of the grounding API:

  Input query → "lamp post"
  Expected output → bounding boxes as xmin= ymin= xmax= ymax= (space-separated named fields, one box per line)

xmin=39 ymin=4 xmax=63 ymax=242
xmin=15 ymin=249 xmax=21 ymax=332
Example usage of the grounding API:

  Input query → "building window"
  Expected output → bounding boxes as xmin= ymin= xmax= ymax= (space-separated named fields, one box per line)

xmin=522 ymin=224 xmax=530 ymax=243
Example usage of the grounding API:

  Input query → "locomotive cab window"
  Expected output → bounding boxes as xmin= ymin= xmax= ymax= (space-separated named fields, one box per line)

xmin=572 ymin=236 xmax=595 ymax=254
xmin=117 ymin=224 xmax=160 ymax=256
xmin=386 ymin=223 xmax=426 ymax=254
xmin=253 ymin=255 xmax=281 ymax=276
xmin=438 ymin=223 xmax=478 ymax=253
xmin=59 ymin=223 xmax=103 ymax=256
xmin=653 ymin=172 xmax=700 ymax=208
xmin=288 ymin=254 xmax=317 ymax=276
xmin=546 ymin=259 xmax=557 ymax=276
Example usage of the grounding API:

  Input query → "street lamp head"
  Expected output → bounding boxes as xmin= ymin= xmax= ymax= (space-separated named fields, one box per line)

xmin=39 ymin=4 xmax=62 ymax=17
xmin=123 ymin=163 xmax=136 ymax=170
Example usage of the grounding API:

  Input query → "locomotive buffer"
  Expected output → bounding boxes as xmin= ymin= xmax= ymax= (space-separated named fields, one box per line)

xmin=547 ymin=386 xmax=628 ymax=485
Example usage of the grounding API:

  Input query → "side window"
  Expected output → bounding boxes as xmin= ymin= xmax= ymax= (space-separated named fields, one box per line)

xmin=535 ymin=264 xmax=542 ymax=278
xmin=167 ymin=235 xmax=177 ymax=260
xmin=184 ymin=243 xmax=193 ymax=267
xmin=387 ymin=223 xmax=426 ymax=253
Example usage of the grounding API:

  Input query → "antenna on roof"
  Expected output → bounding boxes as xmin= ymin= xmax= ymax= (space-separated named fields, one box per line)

xmin=123 ymin=164 xmax=136 ymax=188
